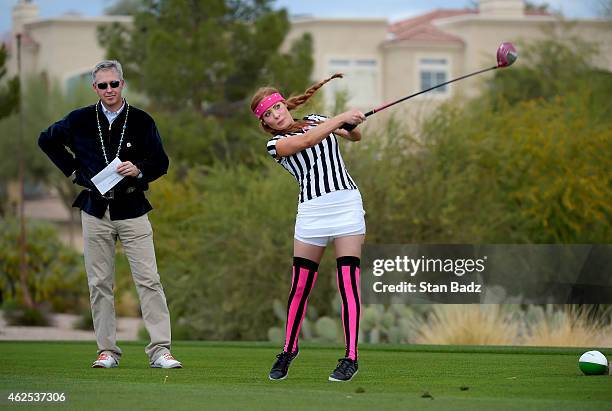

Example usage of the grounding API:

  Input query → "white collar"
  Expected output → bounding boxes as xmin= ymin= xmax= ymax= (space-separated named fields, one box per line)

xmin=101 ymin=100 xmax=125 ymax=116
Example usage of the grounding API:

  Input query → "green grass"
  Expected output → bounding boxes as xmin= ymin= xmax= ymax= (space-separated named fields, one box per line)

xmin=0 ymin=341 xmax=611 ymax=410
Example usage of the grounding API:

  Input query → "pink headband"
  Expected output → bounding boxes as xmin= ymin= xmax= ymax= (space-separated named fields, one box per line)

xmin=253 ymin=92 xmax=285 ymax=118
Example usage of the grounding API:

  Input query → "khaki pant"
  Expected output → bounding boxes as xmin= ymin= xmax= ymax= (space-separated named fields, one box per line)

xmin=81 ymin=210 xmax=171 ymax=363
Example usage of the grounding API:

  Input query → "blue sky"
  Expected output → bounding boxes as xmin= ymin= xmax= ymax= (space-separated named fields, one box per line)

xmin=0 ymin=0 xmax=604 ymax=34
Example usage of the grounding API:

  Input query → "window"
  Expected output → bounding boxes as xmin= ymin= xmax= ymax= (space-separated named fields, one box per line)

xmin=418 ymin=57 xmax=450 ymax=96
xmin=326 ymin=58 xmax=379 ymax=108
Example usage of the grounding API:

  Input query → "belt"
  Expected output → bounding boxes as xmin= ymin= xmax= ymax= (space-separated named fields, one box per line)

xmin=88 ymin=186 xmax=138 ymax=200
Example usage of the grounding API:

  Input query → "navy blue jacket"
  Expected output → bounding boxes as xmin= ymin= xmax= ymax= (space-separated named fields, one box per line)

xmin=38 ymin=102 xmax=169 ymax=220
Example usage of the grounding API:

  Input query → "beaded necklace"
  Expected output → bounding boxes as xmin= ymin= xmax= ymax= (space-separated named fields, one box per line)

xmin=95 ymin=100 xmax=130 ymax=165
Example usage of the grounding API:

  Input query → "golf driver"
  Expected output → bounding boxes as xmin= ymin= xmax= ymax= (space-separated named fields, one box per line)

xmin=341 ymin=42 xmax=518 ymax=131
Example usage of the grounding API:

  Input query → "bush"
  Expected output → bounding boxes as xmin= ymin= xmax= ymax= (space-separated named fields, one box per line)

xmin=0 ymin=219 xmax=87 ymax=313
xmin=2 ymin=300 xmax=52 ymax=326
xmin=149 ymin=163 xmax=296 ymax=340
xmin=153 ymin=109 xmax=261 ymax=169
xmin=346 ymin=86 xmax=611 ymax=244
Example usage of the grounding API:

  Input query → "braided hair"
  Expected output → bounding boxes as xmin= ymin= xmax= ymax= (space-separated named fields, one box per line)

xmin=250 ymin=73 xmax=343 ymax=135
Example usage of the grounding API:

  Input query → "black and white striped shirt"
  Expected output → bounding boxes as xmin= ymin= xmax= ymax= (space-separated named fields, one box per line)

xmin=267 ymin=114 xmax=358 ymax=203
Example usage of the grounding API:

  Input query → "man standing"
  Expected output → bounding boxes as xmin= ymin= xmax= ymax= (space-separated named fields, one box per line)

xmin=38 ymin=60 xmax=181 ymax=369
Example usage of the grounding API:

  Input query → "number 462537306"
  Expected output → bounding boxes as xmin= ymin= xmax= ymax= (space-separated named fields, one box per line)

xmin=7 ymin=392 xmax=66 ymax=402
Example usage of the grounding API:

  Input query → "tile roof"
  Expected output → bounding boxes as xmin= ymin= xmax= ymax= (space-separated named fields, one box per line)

xmin=388 ymin=9 xmax=476 ymax=44
xmin=388 ymin=8 xmax=552 ymax=44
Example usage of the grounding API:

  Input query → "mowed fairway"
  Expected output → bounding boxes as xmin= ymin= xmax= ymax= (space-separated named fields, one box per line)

xmin=0 ymin=342 xmax=610 ymax=410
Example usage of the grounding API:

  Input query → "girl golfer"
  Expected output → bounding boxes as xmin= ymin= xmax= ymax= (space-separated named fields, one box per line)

xmin=250 ymin=74 xmax=366 ymax=382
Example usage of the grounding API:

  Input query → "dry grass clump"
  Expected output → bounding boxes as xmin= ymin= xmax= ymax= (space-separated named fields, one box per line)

xmin=523 ymin=306 xmax=612 ymax=348
xmin=414 ymin=305 xmax=518 ymax=345
xmin=412 ymin=305 xmax=612 ymax=348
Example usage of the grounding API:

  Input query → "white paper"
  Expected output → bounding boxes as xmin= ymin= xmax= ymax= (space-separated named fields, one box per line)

xmin=91 ymin=157 xmax=125 ymax=195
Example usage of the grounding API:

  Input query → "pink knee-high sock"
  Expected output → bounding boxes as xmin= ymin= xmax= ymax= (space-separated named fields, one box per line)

xmin=283 ymin=257 xmax=319 ymax=353
xmin=336 ymin=256 xmax=361 ymax=360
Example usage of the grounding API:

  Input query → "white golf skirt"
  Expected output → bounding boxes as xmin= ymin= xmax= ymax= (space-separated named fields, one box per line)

xmin=294 ymin=189 xmax=366 ymax=247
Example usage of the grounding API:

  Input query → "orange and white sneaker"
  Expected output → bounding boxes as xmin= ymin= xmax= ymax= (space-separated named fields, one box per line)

xmin=151 ymin=352 xmax=182 ymax=369
xmin=91 ymin=353 xmax=118 ymax=368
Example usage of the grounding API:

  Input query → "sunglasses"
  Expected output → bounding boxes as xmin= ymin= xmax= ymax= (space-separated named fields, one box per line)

xmin=96 ymin=80 xmax=121 ymax=90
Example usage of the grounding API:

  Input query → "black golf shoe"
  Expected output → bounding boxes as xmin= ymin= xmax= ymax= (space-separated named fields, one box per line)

xmin=269 ymin=350 xmax=299 ymax=380
xmin=328 ymin=358 xmax=358 ymax=382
